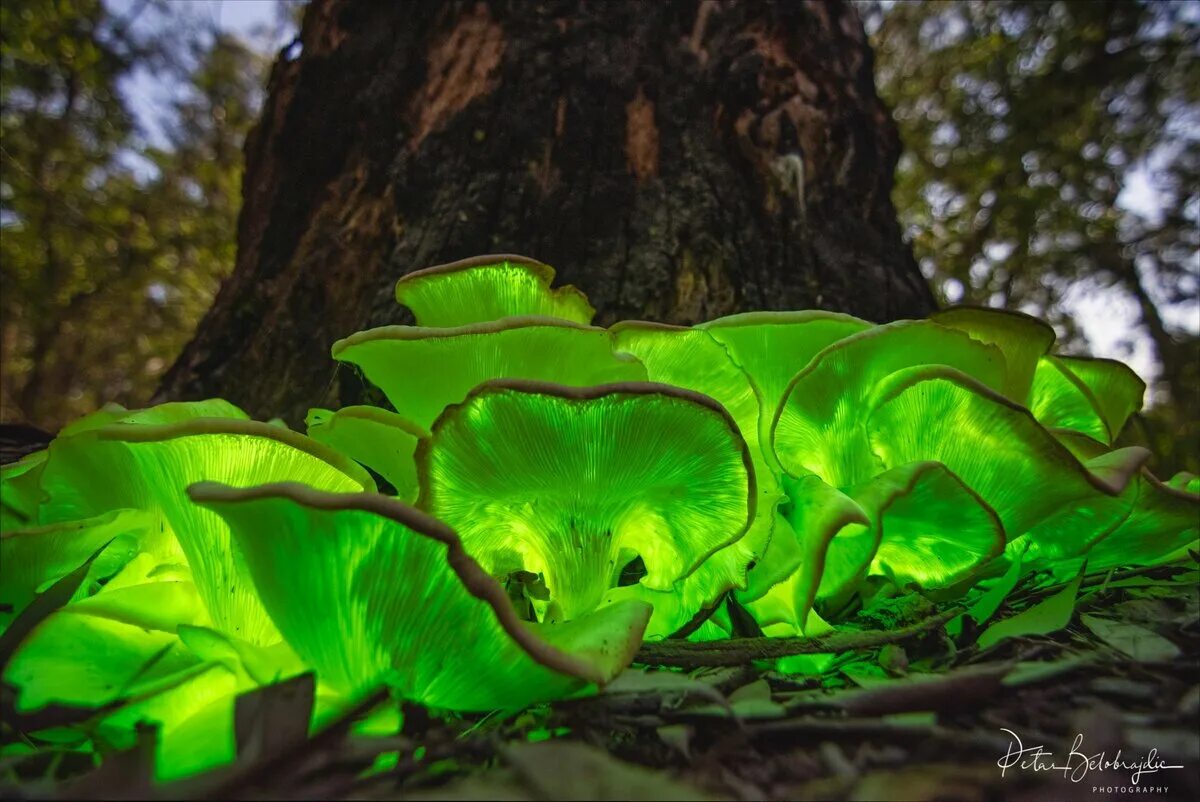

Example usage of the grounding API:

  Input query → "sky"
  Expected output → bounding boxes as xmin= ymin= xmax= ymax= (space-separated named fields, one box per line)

xmin=103 ymin=0 xmax=1197 ymax=401
xmin=108 ymin=0 xmax=294 ymax=154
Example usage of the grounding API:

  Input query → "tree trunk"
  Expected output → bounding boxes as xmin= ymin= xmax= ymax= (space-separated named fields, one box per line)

xmin=155 ymin=0 xmax=934 ymax=424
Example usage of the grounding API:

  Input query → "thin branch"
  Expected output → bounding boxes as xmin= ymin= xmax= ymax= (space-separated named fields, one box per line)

xmin=634 ymin=607 xmax=962 ymax=668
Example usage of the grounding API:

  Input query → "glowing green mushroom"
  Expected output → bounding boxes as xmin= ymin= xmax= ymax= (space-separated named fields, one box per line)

xmin=1028 ymin=428 xmax=1199 ymax=575
xmin=33 ymin=416 xmax=375 ymax=646
xmin=853 ymin=461 xmax=1005 ymax=588
xmin=306 ymin=406 xmax=425 ymax=500
xmin=763 ymin=462 xmax=1005 ymax=627
xmin=1167 ymin=471 xmax=1199 ymax=494
xmin=1 ymin=452 xmax=48 ymax=530
xmin=190 ymin=482 xmax=653 ymax=710
xmin=418 ymin=380 xmax=755 ymax=624
xmin=699 ymin=310 xmax=871 ymax=452
xmin=394 ymin=254 xmax=595 ymax=326
xmin=751 ymin=474 xmax=869 ymax=630
xmin=865 ymin=365 xmax=1148 ymax=562
xmin=333 ymin=317 xmax=646 ymax=431
xmin=1028 ymin=355 xmax=1145 ymax=444
xmin=1075 ymin=474 xmax=1199 ymax=574
xmin=608 ymin=315 xmax=871 ymax=635
xmin=773 ymin=320 xmax=1007 ymax=487
xmin=4 ymin=565 xmax=213 ymax=715
xmin=3 ymin=574 xmax=247 ymax=781
xmin=607 ymin=322 xmax=775 ymax=635
xmin=930 ymin=306 xmax=1056 ymax=402
xmin=0 ymin=509 xmax=148 ymax=625
xmin=1 ymin=401 xmax=254 ymax=530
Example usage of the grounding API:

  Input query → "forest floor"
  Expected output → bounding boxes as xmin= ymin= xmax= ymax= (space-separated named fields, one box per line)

xmin=10 ymin=558 xmax=1193 ymax=802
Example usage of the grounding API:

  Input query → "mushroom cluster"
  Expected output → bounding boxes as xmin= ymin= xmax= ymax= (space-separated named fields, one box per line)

xmin=2 ymin=255 xmax=1196 ymax=780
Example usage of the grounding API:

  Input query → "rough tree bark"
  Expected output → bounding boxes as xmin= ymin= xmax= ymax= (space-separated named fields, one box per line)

xmin=155 ymin=0 xmax=935 ymax=423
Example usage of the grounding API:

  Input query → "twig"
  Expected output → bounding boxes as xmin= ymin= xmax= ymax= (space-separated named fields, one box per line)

xmin=634 ymin=607 xmax=962 ymax=668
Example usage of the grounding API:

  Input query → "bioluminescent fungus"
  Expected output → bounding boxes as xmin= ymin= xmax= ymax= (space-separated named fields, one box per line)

xmin=332 ymin=317 xmax=646 ymax=431
xmin=417 ymin=380 xmax=755 ymax=626
xmin=1028 ymin=354 xmax=1146 ymax=445
xmin=607 ymin=322 xmax=777 ymax=636
xmin=306 ymin=405 xmax=426 ymax=500
xmin=2 ymin=256 xmax=1197 ymax=787
xmin=0 ymin=510 xmax=146 ymax=626
xmin=699 ymin=310 xmax=872 ymax=453
xmin=929 ymin=306 xmax=1056 ymax=402
xmin=190 ymin=481 xmax=652 ymax=709
xmin=31 ymin=412 xmax=374 ymax=644
xmin=394 ymin=254 xmax=595 ymax=327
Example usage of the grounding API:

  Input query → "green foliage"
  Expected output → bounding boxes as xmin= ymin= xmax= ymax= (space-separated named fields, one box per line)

xmin=868 ymin=0 xmax=1200 ymax=474
xmin=0 ymin=0 xmax=267 ymax=428
xmin=2 ymin=257 xmax=1196 ymax=785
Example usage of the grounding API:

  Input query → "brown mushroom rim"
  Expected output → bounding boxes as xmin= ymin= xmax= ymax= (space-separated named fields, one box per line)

xmin=874 ymin=461 xmax=1007 ymax=568
xmin=312 ymin=405 xmax=430 ymax=440
xmin=834 ymin=363 xmax=1146 ymax=498
xmin=186 ymin=481 xmax=650 ymax=686
xmin=414 ymin=378 xmax=759 ymax=581
xmin=82 ymin=417 xmax=377 ymax=492
xmin=394 ymin=254 xmax=593 ymax=314
xmin=932 ymin=304 xmax=1059 ymax=341
xmin=330 ymin=315 xmax=609 ymax=356
xmin=698 ymin=309 xmax=875 ymax=329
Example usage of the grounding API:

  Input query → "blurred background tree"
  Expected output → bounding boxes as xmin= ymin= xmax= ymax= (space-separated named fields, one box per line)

xmin=1 ymin=0 xmax=1195 ymax=472
xmin=866 ymin=0 xmax=1199 ymax=473
xmin=0 ymin=0 xmax=271 ymax=426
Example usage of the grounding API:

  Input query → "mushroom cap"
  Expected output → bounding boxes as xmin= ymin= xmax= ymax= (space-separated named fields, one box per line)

xmin=1028 ymin=355 xmax=1146 ymax=444
xmin=394 ymin=254 xmax=595 ymax=326
xmin=699 ymin=310 xmax=871 ymax=434
xmin=773 ymin=320 xmax=1007 ymax=487
xmin=610 ymin=322 xmax=760 ymax=444
xmin=608 ymin=322 xmax=778 ymax=632
xmin=306 ymin=406 xmax=426 ymax=500
xmin=1076 ymin=474 xmax=1199 ymax=574
xmin=757 ymin=474 xmax=870 ymax=629
xmin=417 ymin=380 xmax=756 ymax=622
xmin=866 ymin=365 xmax=1145 ymax=562
xmin=5 ymin=591 xmax=218 ymax=713
xmin=33 ymin=413 xmax=374 ymax=646
xmin=931 ymin=306 xmax=1056 ymax=402
xmin=332 ymin=317 xmax=646 ymax=431
xmin=190 ymin=482 xmax=652 ymax=710
xmin=2 ymin=400 xmax=251 ymax=529
xmin=1016 ymin=424 xmax=1198 ymax=575
xmin=0 ymin=509 xmax=147 ymax=626
xmin=856 ymin=461 xmax=1005 ymax=588
xmin=1167 ymin=472 xmax=1199 ymax=494
xmin=3 ymin=573 xmax=248 ymax=782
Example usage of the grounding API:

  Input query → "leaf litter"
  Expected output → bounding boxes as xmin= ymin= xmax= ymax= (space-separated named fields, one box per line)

xmin=2 ymin=560 xmax=1197 ymax=801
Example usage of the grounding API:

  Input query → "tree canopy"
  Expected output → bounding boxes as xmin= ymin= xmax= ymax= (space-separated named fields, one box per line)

xmin=1 ymin=0 xmax=1194 ymax=472
xmin=868 ymin=0 xmax=1199 ymax=473
xmin=0 ymin=0 xmax=269 ymax=427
